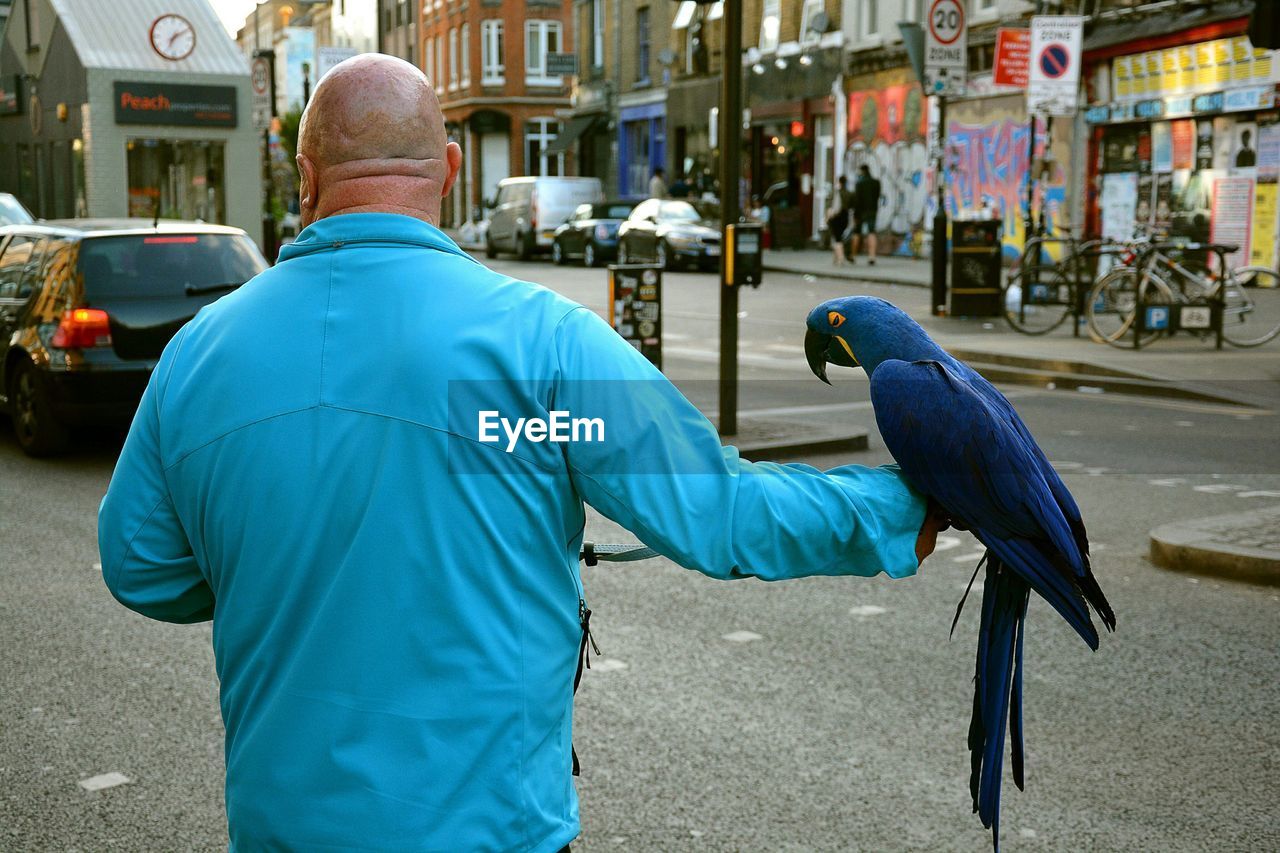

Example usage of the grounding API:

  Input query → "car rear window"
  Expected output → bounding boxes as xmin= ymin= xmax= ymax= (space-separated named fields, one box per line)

xmin=597 ymin=204 xmax=635 ymax=219
xmin=79 ymin=234 xmax=267 ymax=299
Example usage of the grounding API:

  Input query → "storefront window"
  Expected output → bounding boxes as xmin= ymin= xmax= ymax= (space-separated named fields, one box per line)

xmin=126 ymin=138 xmax=226 ymax=223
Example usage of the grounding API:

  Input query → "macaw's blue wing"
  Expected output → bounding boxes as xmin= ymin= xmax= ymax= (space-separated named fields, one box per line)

xmin=868 ymin=358 xmax=1115 ymax=851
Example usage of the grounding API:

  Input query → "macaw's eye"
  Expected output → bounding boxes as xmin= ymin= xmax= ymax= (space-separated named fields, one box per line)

xmin=828 ymin=311 xmax=846 ymax=328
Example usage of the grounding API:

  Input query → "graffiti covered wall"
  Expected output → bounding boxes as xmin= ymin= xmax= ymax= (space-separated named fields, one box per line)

xmin=945 ymin=94 xmax=1075 ymax=260
xmin=843 ymin=69 xmax=931 ymax=256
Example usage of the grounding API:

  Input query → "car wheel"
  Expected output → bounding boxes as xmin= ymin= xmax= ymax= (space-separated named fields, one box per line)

xmin=8 ymin=359 xmax=69 ymax=457
xmin=552 ymin=239 xmax=565 ymax=265
xmin=517 ymin=231 xmax=534 ymax=261
xmin=584 ymin=242 xmax=597 ymax=268
xmin=485 ymin=233 xmax=497 ymax=259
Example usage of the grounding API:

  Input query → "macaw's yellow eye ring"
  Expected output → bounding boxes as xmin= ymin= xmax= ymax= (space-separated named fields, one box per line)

xmin=828 ymin=311 xmax=846 ymax=328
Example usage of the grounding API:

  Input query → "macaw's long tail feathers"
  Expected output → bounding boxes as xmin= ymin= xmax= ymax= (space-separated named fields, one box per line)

xmin=968 ymin=555 xmax=1032 ymax=852
xmin=1076 ymin=568 xmax=1117 ymax=633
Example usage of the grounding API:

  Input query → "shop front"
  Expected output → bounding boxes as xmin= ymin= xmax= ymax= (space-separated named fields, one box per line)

xmin=0 ymin=0 xmax=260 ymax=243
xmin=1084 ymin=22 xmax=1279 ymax=271
xmin=666 ymin=76 xmax=719 ymax=198
xmin=618 ymin=97 xmax=666 ymax=200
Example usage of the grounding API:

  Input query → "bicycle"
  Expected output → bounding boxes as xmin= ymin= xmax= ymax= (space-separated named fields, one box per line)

xmin=1002 ymin=232 xmax=1127 ymax=336
xmin=1086 ymin=239 xmax=1280 ymax=348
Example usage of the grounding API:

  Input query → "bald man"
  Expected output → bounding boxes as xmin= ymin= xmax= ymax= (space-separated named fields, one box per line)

xmin=100 ymin=55 xmax=940 ymax=851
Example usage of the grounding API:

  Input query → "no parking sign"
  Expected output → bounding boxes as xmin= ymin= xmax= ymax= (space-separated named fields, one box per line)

xmin=1028 ymin=16 xmax=1083 ymax=115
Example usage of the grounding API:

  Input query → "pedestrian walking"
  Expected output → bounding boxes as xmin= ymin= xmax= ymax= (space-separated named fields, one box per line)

xmin=98 ymin=54 xmax=944 ymax=853
xmin=648 ymin=167 xmax=668 ymax=199
xmin=851 ymin=164 xmax=882 ymax=265
xmin=826 ymin=175 xmax=853 ymax=265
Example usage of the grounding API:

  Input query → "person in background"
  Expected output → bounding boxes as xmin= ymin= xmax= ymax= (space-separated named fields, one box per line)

xmin=826 ymin=175 xmax=852 ymax=266
xmin=851 ymin=164 xmax=882 ymax=265
xmin=669 ymin=172 xmax=691 ymax=198
xmin=648 ymin=167 xmax=668 ymax=199
xmin=750 ymin=194 xmax=772 ymax=249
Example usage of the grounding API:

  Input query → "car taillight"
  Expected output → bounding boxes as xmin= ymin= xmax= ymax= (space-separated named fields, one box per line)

xmin=51 ymin=308 xmax=112 ymax=349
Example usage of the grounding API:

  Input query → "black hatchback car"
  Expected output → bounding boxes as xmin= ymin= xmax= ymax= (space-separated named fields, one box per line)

xmin=551 ymin=201 xmax=637 ymax=267
xmin=0 ymin=219 xmax=268 ymax=455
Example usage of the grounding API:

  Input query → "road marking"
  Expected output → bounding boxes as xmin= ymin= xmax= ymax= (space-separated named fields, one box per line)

xmin=849 ymin=605 xmax=888 ymax=617
xmin=662 ymin=332 xmax=691 ymax=341
xmin=1175 ymin=420 xmax=1195 ymax=427
xmin=1123 ymin=424 xmax=1139 ymax=431
xmin=78 ymin=772 xmax=131 ymax=792
xmin=1019 ymin=828 xmax=1038 ymax=839
xmin=1238 ymin=490 xmax=1280 ymax=498
xmin=1062 ymin=430 xmax=1083 ymax=436
xmin=933 ymin=535 xmax=963 ymax=552
xmin=591 ymin=658 xmax=628 ymax=673
xmin=953 ymin=551 xmax=987 ymax=563
xmin=1148 ymin=478 xmax=1185 ymax=487
xmin=664 ymin=345 xmax=815 ymax=372
xmin=92 ymin=562 xmax=101 ymax=572
xmin=1084 ymin=466 xmax=1112 ymax=476
xmin=722 ymin=630 xmax=763 ymax=643
xmin=1051 ymin=461 xmax=1083 ymax=470
xmin=1192 ymin=484 xmax=1246 ymax=493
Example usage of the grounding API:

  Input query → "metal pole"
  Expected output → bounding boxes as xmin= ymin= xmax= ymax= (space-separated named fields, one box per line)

xmin=718 ymin=0 xmax=742 ymax=436
xmin=931 ymin=95 xmax=948 ymax=316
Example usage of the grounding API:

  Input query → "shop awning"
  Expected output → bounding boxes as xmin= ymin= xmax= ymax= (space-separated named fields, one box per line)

xmin=545 ymin=116 xmax=599 ymax=156
xmin=672 ymin=1 xmax=697 ymax=30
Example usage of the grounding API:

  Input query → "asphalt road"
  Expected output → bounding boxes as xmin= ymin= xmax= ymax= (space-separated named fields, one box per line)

xmin=1 ymin=255 xmax=1277 ymax=851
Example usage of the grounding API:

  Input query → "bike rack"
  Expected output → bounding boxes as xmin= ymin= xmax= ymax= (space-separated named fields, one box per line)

xmin=1132 ymin=244 xmax=1227 ymax=350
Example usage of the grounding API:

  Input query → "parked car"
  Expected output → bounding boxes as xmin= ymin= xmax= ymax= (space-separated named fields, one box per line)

xmin=0 ymin=219 xmax=268 ymax=455
xmin=0 ymin=193 xmax=34 ymax=226
xmin=551 ymin=201 xmax=637 ymax=267
xmin=485 ymin=176 xmax=605 ymax=260
xmin=617 ymin=199 xmax=722 ymax=271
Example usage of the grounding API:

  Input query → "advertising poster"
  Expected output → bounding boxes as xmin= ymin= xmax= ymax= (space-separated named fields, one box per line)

xmin=1156 ymin=173 xmax=1174 ymax=229
xmin=1210 ymin=176 xmax=1253 ymax=270
xmin=1195 ymin=119 xmax=1215 ymax=170
xmin=1137 ymin=128 xmax=1152 ymax=173
xmin=1212 ymin=116 xmax=1235 ymax=171
xmin=1250 ymin=182 xmax=1277 ymax=268
xmin=1171 ymin=119 xmax=1195 ymax=168
xmin=1257 ymin=121 xmax=1280 ymax=180
xmin=1152 ymin=122 xmax=1173 ymax=172
xmin=1137 ymin=174 xmax=1154 ymax=226
xmin=1232 ymin=121 xmax=1259 ymax=170
xmin=1101 ymin=172 xmax=1139 ymax=242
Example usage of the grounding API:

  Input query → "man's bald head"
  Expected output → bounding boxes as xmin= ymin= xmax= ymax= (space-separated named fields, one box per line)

xmin=295 ymin=54 xmax=461 ymax=228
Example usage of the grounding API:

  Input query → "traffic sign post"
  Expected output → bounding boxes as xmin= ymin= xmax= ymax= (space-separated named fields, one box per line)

xmin=925 ymin=0 xmax=967 ymax=97
xmin=994 ymin=28 xmax=1031 ymax=88
xmin=251 ymin=55 xmax=272 ymax=131
xmin=1027 ymin=16 xmax=1083 ymax=116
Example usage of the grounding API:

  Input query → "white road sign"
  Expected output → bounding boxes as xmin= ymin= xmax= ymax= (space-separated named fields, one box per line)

xmin=317 ymin=46 xmax=360 ymax=80
xmin=925 ymin=0 xmax=967 ymax=96
xmin=1027 ymin=15 xmax=1083 ymax=116
xmin=251 ymin=56 xmax=272 ymax=130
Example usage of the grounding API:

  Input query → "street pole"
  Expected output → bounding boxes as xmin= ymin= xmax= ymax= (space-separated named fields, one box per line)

xmin=1024 ymin=0 xmax=1045 ymax=249
xmin=931 ymin=94 xmax=948 ymax=316
xmin=718 ymin=0 xmax=742 ymax=436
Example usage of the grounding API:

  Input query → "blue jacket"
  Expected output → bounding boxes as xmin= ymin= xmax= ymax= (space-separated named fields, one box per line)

xmin=99 ymin=213 xmax=925 ymax=852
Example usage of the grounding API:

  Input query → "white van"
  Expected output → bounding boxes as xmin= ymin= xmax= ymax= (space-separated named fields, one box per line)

xmin=485 ymin=177 xmax=605 ymax=260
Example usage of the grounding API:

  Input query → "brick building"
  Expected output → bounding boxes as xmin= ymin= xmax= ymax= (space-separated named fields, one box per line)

xmin=423 ymin=0 xmax=575 ymax=228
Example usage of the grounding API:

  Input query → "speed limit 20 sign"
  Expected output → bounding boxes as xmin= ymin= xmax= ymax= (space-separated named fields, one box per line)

xmin=925 ymin=0 xmax=967 ymax=96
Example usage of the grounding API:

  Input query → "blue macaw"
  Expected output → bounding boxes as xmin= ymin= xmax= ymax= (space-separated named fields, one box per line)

xmin=804 ymin=296 xmax=1115 ymax=850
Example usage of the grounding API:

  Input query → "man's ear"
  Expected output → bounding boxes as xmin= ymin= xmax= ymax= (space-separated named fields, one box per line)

xmin=441 ymin=141 xmax=463 ymax=198
xmin=297 ymin=154 xmax=318 ymax=226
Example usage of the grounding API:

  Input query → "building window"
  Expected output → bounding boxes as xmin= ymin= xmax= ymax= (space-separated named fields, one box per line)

xmin=636 ymin=7 xmax=650 ymax=84
xmin=903 ymin=0 xmax=924 ymax=23
xmin=425 ymin=36 xmax=435 ymax=88
xmin=481 ymin=20 xmax=504 ymax=84
xmin=525 ymin=20 xmax=563 ymax=86
xmin=799 ymin=0 xmax=824 ymax=44
xmin=435 ymin=34 xmax=444 ymax=93
xmin=592 ymin=0 xmax=605 ymax=69
xmin=449 ymin=27 xmax=459 ymax=90
xmin=461 ymin=22 xmax=470 ymax=86
xmin=759 ymin=0 xmax=780 ymax=53
xmin=526 ymin=118 xmax=563 ymax=177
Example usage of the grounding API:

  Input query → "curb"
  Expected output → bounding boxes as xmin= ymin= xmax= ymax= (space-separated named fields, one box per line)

xmin=960 ymin=361 xmax=1266 ymax=409
xmin=762 ymin=262 xmax=928 ymax=288
xmin=724 ymin=418 xmax=870 ymax=461
xmin=1149 ymin=509 xmax=1280 ymax=586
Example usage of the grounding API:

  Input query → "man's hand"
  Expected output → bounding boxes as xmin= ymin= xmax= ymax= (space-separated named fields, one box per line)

xmin=915 ymin=499 xmax=956 ymax=566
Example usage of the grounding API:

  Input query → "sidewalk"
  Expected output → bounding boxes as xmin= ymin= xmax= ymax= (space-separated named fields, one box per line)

xmin=763 ymin=246 xmax=931 ymax=288
xmin=1149 ymin=506 xmax=1280 ymax=586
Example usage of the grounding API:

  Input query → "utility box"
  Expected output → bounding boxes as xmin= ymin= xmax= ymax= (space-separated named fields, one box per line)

xmin=607 ymin=264 xmax=663 ymax=369
xmin=950 ymin=219 xmax=1003 ymax=317
xmin=725 ymin=222 xmax=764 ymax=288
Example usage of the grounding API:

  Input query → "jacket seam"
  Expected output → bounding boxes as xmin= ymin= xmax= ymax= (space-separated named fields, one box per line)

xmin=105 ymin=493 xmax=170 ymax=592
xmin=319 ymin=252 xmax=335 ymax=405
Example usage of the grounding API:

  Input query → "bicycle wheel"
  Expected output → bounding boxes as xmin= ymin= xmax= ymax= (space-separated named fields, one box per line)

xmin=1087 ymin=268 xmax=1174 ymax=348
xmin=1003 ymin=263 xmax=1073 ymax=334
xmin=1220 ymin=266 xmax=1280 ymax=347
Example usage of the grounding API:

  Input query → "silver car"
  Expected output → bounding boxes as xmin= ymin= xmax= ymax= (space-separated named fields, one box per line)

xmin=485 ymin=177 xmax=604 ymax=260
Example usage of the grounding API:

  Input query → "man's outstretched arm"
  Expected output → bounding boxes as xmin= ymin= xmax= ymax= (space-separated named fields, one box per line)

xmin=99 ymin=330 xmax=213 ymax=623
xmin=553 ymin=307 xmax=929 ymax=581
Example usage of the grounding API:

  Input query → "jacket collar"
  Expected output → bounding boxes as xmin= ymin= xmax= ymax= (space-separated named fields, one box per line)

xmin=277 ymin=213 xmax=475 ymax=263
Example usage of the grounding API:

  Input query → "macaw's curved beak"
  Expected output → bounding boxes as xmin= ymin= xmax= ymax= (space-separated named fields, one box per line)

xmin=804 ymin=328 xmax=859 ymax=385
